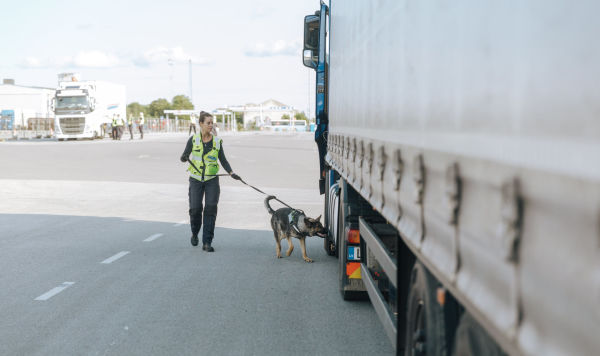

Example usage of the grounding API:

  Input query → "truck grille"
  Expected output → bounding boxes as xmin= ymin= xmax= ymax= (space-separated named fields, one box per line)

xmin=59 ymin=117 xmax=85 ymax=134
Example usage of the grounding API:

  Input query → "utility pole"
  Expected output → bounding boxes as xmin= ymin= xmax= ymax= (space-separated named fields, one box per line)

xmin=188 ymin=59 xmax=193 ymax=107
xmin=168 ymin=58 xmax=174 ymax=100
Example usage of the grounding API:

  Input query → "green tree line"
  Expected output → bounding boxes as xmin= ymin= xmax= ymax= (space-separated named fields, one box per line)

xmin=127 ymin=94 xmax=194 ymax=119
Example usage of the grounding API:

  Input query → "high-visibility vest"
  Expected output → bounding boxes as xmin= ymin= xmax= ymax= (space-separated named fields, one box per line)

xmin=188 ymin=134 xmax=222 ymax=182
xmin=112 ymin=118 xmax=117 ymax=126
xmin=116 ymin=118 xmax=124 ymax=126
xmin=128 ymin=117 xmax=132 ymax=125
xmin=139 ymin=116 xmax=145 ymax=125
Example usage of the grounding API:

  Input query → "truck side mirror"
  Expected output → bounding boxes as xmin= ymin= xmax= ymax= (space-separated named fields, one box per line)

xmin=89 ymin=97 xmax=96 ymax=111
xmin=50 ymin=97 xmax=56 ymax=112
xmin=303 ymin=14 xmax=320 ymax=69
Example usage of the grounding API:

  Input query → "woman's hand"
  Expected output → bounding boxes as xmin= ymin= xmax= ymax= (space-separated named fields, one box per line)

xmin=230 ymin=172 xmax=242 ymax=181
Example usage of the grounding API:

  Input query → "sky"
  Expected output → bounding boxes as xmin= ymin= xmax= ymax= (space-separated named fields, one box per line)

xmin=0 ymin=0 xmax=319 ymax=115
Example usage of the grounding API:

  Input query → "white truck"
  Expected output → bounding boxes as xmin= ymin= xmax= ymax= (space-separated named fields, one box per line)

xmin=304 ymin=1 xmax=600 ymax=356
xmin=53 ymin=75 xmax=126 ymax=140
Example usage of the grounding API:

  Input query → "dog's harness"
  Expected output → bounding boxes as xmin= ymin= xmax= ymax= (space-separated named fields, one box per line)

xmin=288 ymin=209 xmax=306 ymax=237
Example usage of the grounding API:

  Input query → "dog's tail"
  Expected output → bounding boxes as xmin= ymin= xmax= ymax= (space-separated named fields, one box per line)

xmin=264 ymin=195 xmax=276 ymax=215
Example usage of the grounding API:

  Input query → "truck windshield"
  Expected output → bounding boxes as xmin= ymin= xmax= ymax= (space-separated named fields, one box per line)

xmin=56 ymin=96 xmax=89 ymax=113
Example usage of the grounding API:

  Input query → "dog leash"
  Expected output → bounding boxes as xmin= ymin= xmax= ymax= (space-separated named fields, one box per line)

xmin=187 ymin=158 xmax=295 ymax=210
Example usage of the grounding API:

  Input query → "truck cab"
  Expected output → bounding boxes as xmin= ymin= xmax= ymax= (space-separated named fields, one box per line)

xmin=54 ymin=83 xmax=98 ymax=139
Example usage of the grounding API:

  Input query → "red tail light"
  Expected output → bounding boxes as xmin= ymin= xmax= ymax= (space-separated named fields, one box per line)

xmin=346 ymin=228 xmax=360 ymax=244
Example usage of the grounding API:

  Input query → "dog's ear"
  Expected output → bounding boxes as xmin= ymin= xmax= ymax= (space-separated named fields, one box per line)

xmin=316 ymin=215 xmax=321 ymax=222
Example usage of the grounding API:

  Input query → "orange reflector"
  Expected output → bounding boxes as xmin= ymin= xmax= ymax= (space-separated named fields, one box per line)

xmin=346 ymin=228 xmax=360 ymax=244
xmin=346 ymin=262 xmax=361 ymax=279
xmin=437 ymin=287 xmax=446 ymax=306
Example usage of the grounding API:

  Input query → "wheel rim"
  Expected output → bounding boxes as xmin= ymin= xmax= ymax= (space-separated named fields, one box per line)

xmin=411 ymin=300 xmax=426 ymax=356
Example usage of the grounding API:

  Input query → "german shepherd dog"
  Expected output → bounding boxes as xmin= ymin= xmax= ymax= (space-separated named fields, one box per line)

xmin=264 ymin=196 xmax=327 ymax=262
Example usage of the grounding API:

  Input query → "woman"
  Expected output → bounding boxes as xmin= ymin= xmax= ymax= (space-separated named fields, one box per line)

xmin=180 ymin=111 xmax=241 ymax=251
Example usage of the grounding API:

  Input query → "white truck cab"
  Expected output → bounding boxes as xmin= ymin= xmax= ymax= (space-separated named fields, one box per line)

xmin=53 ymin=74 xmax=126 ymax=140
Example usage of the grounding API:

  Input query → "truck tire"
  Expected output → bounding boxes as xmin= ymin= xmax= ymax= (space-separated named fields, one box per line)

xmin=324 ymin=185 xmax=339 ymax=257
xmin=405 ymin=263 xmax=458 ymax=356
xmin=452 ymin=313 xmax=506 ymax=356
xmin=323 ymin=169 xmax=336 ymax=256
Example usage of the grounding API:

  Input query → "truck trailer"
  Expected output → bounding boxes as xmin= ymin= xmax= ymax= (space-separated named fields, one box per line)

xmin=53 ymin=75 xmax=126 ymax=140
xmin=303 ymin=1 xmax=600 ymax=355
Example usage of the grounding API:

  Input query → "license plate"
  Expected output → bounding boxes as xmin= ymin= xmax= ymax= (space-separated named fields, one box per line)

xmin=347 ymin=246 xmax=361 ymax=261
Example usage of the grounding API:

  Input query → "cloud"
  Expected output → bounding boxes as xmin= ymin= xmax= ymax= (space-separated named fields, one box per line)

xmin=20 ymin=50 xmax=121 ymax=69
xmin=71 ymin=50 xmax=120 ymax=68
xmin=19 ymin=47 xmax=208 ymax=69
xmin=75 ymin=24 xmax=94 ymax=30
xmin=22 ymin=56 xmax=44 ymax=68
xmin=244 ymin=40 xmax=301 ymax=57
xmin=133 ymin=46 xmax=210 ymax=67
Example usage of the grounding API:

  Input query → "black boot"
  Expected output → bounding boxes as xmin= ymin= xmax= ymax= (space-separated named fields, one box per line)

xmin=191 ymin=235 xmax=198 ymax=246
xmin=202 ymin=243 xmax=214 ymax=252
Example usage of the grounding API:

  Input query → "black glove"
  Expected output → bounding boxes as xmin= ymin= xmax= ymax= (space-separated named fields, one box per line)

xmin=230 ymin=173 xmax=241 ymax=181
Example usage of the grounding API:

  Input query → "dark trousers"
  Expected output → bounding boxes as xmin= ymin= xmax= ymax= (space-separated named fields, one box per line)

xmin=188 ymin=177 xmax=220 ymax=245
xmin=112 ymin=126 xmax=117 ymax=140
xmin=128 ymin=124 xmax=133 ymax=139
xmin=139 ymin=125 xmax=144 ymax=139
xmin=189 ymin=123 xmax=196 ymax=135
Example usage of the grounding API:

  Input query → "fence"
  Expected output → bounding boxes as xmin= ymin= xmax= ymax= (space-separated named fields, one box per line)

xmin=143 ymin=118 xmax=227 ymax=134
xmin=0 ymin=116 xmax=54 ymax=140
xmin=262 ymin=119 xmax=308 ymax=132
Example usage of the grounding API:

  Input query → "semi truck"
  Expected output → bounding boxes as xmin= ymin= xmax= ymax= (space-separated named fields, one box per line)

xmin=303 ymin=1 xmax=600 ymax=355
xmin=53 ymin=74 xmax=126 ymax=140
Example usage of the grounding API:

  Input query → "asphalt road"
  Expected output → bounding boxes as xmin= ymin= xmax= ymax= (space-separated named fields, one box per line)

xmin=0 ymin=132 xmax=394 ymax=355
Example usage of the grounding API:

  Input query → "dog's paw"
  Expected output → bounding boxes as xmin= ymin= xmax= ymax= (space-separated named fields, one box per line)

xmin=303 ymin=257 xmax=313 ymax=263
xmin=277 ymin=255 xmax=282 ymax=259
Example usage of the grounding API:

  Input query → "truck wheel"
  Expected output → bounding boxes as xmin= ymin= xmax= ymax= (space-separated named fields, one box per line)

xmin=452 ymin=313 xmax=506 ymax=356
xmin=323 ymin=169 xmax=335 ymax=255
xmin=324 ymin=237 xmax=336 ymax=256
xmin=405 ymin=263 xmax=458 ymax=356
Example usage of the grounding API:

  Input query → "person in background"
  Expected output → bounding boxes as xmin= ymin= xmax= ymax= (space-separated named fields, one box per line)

xmin=180 ymin=111 xmax=241 ymax=251
xmin=138 ymin=112 xmax=145 ymax=139
xmin=111 ymin=115 xmax=118 ymax=140
xmin=128 ymin=115 xmax=134 ymax=140
xmin=116 ymin=114 xmax=125 ymax=140
xmin=188 ymin=113 xmax=197 ymax=135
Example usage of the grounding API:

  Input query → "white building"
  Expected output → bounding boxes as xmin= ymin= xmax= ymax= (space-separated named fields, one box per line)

xmin=228 ymin=99 xmax=299 ymax=128
xmin=0 ymin=79 xmax=55 ymax=129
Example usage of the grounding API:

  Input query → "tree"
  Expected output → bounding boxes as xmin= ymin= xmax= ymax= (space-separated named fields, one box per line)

xmin=127 ymin=102 xmax=148 ymax=118
xmin=171 ymin=95 xmax=194 ymax=121
xmin=148 ymin=98 xmax=171 ymax=118
xmin=281 ymin=114 xmax=291 ymax=120
xmin=171 ymin=95 xmax=194 ymax=110
xmin=294 ymin=111 xmax=308 ymax=122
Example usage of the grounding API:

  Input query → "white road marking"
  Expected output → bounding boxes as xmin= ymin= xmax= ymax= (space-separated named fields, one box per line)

xmin=143 ymin=233 xmax=163 ymax=242
xmin=35 ymin=282 xmax=75 ymax=301
xmin=101 ymin=251 xmax=130 ymax=264
xmin=173 ymin=220 xmax=187 ymax=227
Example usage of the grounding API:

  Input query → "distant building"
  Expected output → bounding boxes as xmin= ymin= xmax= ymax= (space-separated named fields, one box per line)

xmin=228 ymin=99 xmax=299 ymax=128
xmin=0 ymin=79 xmax=55 ymax=129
